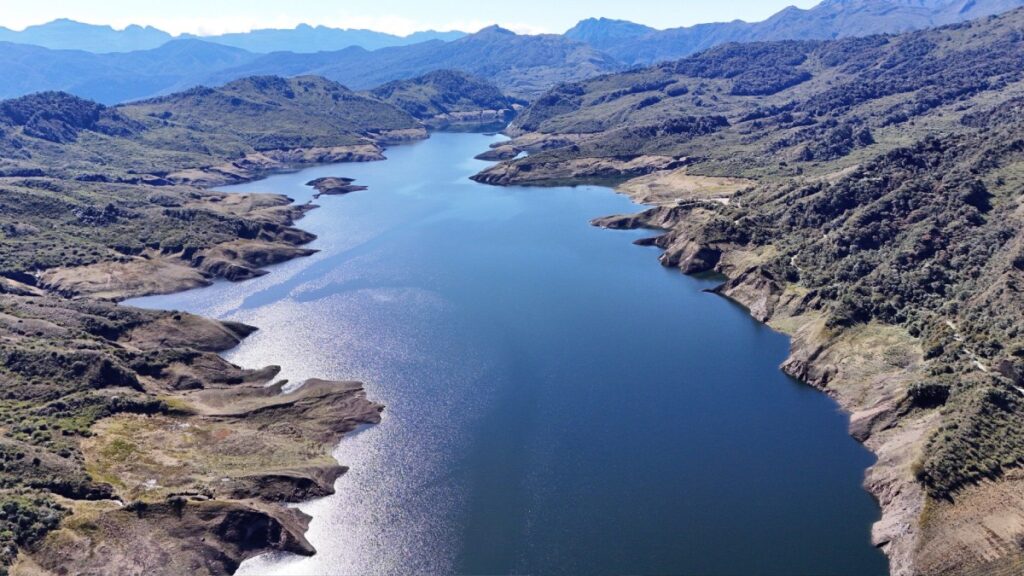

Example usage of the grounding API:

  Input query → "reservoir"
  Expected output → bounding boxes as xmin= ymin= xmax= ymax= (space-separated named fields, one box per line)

xmin=128 ymin=132 xmax=888 ymax=575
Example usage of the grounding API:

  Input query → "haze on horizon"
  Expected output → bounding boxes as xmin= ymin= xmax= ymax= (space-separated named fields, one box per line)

xmin=0 ymin=0 xmax=822 ymax=37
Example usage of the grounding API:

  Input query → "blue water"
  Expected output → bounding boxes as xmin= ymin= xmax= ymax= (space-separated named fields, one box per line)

xmin=128 ymin=132 xmax=888 ymax=575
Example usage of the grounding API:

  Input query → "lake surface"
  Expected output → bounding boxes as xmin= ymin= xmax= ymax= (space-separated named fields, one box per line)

xmin=128 ymin=132 xmax=888 ymax=575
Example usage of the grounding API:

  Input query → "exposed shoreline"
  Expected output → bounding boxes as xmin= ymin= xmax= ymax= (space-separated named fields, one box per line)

xmin=586 ymin=181 xmax=1024 ymax=576
xmin=17 ymin=129 xmax=894 ymax=574
xmin=475 ymin=158 xmax=910 ymax=575
xmin=11 ymin=135 xmax=432 ymax=574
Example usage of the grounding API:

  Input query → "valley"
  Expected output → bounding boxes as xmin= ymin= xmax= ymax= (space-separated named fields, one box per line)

xmin=2 ymin=1 xmax=1024 ymax=574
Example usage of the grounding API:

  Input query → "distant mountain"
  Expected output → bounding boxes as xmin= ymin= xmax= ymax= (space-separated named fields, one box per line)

xmin=367 ymin=70 xmax=521 ymax=128
xmin=190 ymin=25 xmax=465 ymax=53
xmin=5 ymin=0 xmax=1024 ymax=104
xmin=0 ymin=18 xmax=463 ymax=54
xmin=567 ymin=0 xmax=1024 ymax=64
xmin=562 ymin=18 xmax=655 ymax=52
xmin=0 ymin=39 xmax=258 ymax=104
xmin=206 ymin=26 xmax=622 ymax=99
xmin=0 ymin=22 xmax=584 ymax=102
xmin=0 ymin=19 xmax=171 ymax=52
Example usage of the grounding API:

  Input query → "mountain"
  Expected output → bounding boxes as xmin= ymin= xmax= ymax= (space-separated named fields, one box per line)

xmin=0 ymin=26 xmax=618 ymax=104
xmin=477 ymin=8 xmax=1024 ymax=575
xmin=124 ymin=75 xmax=420 ymax=154
xmin=568 ymin=0 xmax=1024 ymax=64
xmin=207 ymin=26 xmax=623 ymax=99
xmin=5 ymin=1 xmax=1024 ymax=105
xmin=190 ymin=24 xmax=465 ymax=53
xmin=0 ymin=39 xmax=259 ymax=104
xmin=0 ymin=73 xmax=422 ymax=283
xmin=367 ymin=69 xmax=521 ymax=129
xmin=0 ymin=18 xmax=464 ymax=54
xmin=563 ymin=17 xmax=656 ymax=51
xmin=0 ymin=18 xmax=172 ymax=52
xmin=0 ymin=74 xmax=423 ymax=195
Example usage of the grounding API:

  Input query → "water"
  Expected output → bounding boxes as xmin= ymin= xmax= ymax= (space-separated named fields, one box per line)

xmin=128 ymin=132 xmax=888 ymax=575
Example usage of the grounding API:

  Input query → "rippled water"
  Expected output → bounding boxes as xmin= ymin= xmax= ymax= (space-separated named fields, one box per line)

xmin=128 ymin=132 xmax=887 ymax=575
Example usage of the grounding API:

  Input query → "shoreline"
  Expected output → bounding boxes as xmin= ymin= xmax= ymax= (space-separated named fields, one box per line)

xmin=18 ymin=129 xmax=891 ymax=574
xmin=477 ymin=162 xmax=904 ymax=573
xmin=594 ymin=195 xmax=912 ymax=575
xmin=11 ymin=135 xmax=433 ymax=574
xmin=579 ymin=171 xmax=1019 ymax=575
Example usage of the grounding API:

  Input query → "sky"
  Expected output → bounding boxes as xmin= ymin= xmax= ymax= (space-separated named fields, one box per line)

xmin=0 ymin=0 xmax=823 ymax=36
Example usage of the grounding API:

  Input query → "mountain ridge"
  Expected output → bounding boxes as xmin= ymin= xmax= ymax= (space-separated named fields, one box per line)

xmin=565 ymin=0 xmax=1024 ymax=63
xmin=0 ymin=18 xmax=465 ymax=54
xmin=4 ymin=1 xmax=1024 ymax=103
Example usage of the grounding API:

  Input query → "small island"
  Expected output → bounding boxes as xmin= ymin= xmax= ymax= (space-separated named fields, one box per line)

xmin=306 ymin=177 xmax=368 ymax=198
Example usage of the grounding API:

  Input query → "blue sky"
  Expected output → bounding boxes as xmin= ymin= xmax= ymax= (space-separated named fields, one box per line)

xmin=0 ymin=0 xmax=822 ymax=36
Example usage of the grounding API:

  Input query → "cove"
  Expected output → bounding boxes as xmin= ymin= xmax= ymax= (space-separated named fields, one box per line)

xmin=127 ymin=132 xmax=888 ymax=575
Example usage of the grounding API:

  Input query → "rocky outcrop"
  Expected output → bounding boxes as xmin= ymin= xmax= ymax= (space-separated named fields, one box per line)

xmin=474 ymin=144 xmax=521 ymax=161
xmin=224 ymin=466 xmax=348 ymax=503
xmin=712 ymin=268 xmax=783 ymax=323
xmin=472 ymin=154 xmax=685 ymax=186
xmin=165 ymin=145 xmax=390 ymax=188
xmin=23 ymin=500 xmax=317 ymax=576
xmin=7 ymin=292 xmax=384 ymax=575
xmin=36 ymin=192 xmax=321 ymax=302
xmin=582 ymin=166 xmax=967 ymax=576
xmin=423 ymin=109 xmax=516 ymax=130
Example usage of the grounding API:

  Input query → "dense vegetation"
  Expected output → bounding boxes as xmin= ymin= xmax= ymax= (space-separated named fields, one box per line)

xmin=495 ymin=8 xmax=1024 ymax=501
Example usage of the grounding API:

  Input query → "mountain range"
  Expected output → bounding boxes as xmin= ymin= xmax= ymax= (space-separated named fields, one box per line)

xmin=567 ymin=0 xmax=1024 ymax=64
xmin=0 ymin=18 xmax=464 ymax=53
xmin=0 ymin=27 xmax=618 ymax=103
xmin=2 ymin=0 xmax=1024 ymax=104
xmin=200 ymin=26 xmax=620 ymax=99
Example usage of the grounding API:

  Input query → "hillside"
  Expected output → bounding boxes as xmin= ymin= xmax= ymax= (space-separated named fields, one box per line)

xmin=0 ymin=73 xmax=425 ymax=298
xmin=567 ymin=0 xmax=1024 ymax=64
xmin=0 ymin=75 xmax=421 ymax=185
xmin=477 ymin=9 xmax=1024 ymax=575
xmin=0 ymin=75 xmax=422 ymax=572
xmin=367 ymin=70 xmax=521 ymax=129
